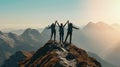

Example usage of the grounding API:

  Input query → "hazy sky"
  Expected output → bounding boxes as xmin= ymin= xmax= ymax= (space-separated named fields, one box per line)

xmin=0 ymin=0 xmax=120 ymax=30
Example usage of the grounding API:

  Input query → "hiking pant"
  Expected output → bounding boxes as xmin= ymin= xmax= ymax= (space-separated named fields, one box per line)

xmin=50 ymin=30 xmax=56 ymax=41
xmin=59 ymin=32 xmax=64 ymax=43
xmin=65 ymin=31 xmax=72 ymax=44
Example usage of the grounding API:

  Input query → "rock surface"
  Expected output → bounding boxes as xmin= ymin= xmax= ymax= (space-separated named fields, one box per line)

xmin=19 ymin=40 xmax=101 ymax=67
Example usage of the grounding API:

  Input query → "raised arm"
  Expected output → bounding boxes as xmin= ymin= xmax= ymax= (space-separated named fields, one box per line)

xmin=55 ymin=21 xmax=60 ymax=26
xmin=55 ymin=21 xmax=57 ymax=25
xmin=63 ymin=20 xmax=69 ymax=27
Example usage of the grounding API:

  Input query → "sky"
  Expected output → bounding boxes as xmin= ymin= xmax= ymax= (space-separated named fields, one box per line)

xmin=0 ymin=0 xmax=120 ymax=30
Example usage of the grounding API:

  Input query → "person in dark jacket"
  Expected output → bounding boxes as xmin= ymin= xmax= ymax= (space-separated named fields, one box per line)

xmin=65 ymin=22 xmax=79 ymax=44
xmin=56 ymin=21 xmax=69 ymax=43
xmin=47 ymin=21 xmax=57 ymax=41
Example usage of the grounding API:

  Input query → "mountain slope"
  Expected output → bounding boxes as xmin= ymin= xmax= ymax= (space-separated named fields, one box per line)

xmin=0 ymin=29 xmax=42 ymax=66
xmin=2 ymin=51 xmax=32 ymax=67
xmin=19 ymin=40 xmax=101 ymax=67
xmin=88 ymin=52 xmax=116 ymax=67
xmin=21 ymin=28 xmax=42 ymax=48
xmin=75 ymin=22 xmax=120 ymax=53
xmin=101 ymin=43 xmax=120 ymax=67
xmin=83 ymin=22 xmax=114 ymax=31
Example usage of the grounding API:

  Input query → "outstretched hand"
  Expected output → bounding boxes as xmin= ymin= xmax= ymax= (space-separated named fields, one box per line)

xmin=63 ymin=20 xmax=69 ymax=27
xmin=76 ymin=27 xmax=79 ymax=30
xmin=73 ymin=26 xmax=80 ymax=30
xmin=55 ymin=20 xmax=60 ymax=26
xmin=67 ymin=20 xmax=69 ymax=24
xmin=55 ymin=20 xmax=58 ymax=23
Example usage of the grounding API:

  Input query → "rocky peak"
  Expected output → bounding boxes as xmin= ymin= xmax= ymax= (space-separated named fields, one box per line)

xmin=22 ymin=28 xmax=40 ymax=36
xmin=8 ymin=32 xmax=18 ymax=39
xmin=96 ymin=22 xmax=114 ymax=30
xmin=83 ymin=22 xmax=95 ymax=30
xmin=21 ymin=28 xmax=41 ymax=40
xmin=83 ymin=22 xmax=114 ymax=31
xmin=19 ymin=40 xmax=101 ymax=67
xmin=21 ymin=28 xmax=41 ymax=44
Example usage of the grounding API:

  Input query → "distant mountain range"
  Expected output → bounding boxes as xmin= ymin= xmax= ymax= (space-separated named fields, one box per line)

xmin=0 ymin=22 xmax=119 ymax=67
xmin=2 ymin=50 xmax=33 ymax=67
xmin=3 ymin=28 xmax=44 ymax=35
xmin=0 ymin=28 xmax=42 ymax=66
xmin=74 ymin=22 xmax=120 ymax=67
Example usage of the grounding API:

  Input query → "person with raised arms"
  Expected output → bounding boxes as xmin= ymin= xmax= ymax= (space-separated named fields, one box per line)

xmin=65 ymin=21 xmax=79 ymax=44
xmin=56 ymin=21 xmax=69 ymax=44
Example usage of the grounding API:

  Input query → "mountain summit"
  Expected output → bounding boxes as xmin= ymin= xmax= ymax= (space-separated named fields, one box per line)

xmin=83 ymin=22 xmax=114 ymax=31
xmin=21 ymin=28 xmax=41 ymax=41
xmin=21 ymin=28 xmax=41 ymax=47
xmin=19 ymin=40 xmax=101 ymax=67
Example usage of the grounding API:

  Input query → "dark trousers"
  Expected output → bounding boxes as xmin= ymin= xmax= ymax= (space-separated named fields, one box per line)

xmin=60 ymin=33 xmax=64 ymax=43
xmin=50 ymin=30 xmax=56 ymax=41
xmin=65 ymin=31 xmax=72 ymax=44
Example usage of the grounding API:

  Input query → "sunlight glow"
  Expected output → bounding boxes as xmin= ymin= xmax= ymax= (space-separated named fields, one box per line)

xmin=81 ymin=0 xmax=120 ymax=24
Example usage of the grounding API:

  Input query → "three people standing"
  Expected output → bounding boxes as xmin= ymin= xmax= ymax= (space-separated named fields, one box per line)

xmin=47 ymin=20 xmax=79 ymax=44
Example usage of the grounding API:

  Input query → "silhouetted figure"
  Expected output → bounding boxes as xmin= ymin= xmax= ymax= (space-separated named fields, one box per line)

xmin=56 ymin=21 xmax=69 ymax=43
xmin=65 ymin=21 xmax=79 ymax=44
xmin=47 ymin=21 xmax=57 ymax=41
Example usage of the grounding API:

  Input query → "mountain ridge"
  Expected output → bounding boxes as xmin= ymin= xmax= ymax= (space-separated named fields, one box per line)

xmin=83 ymin=22 xmax=114 ymax=31
xmin=19 ymin=40 xmax=101 ymax=67
xmin=0 ymin=28 xmax=42 ymax=66
xmin=0 ymin=22 xmax=119 ymax=67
